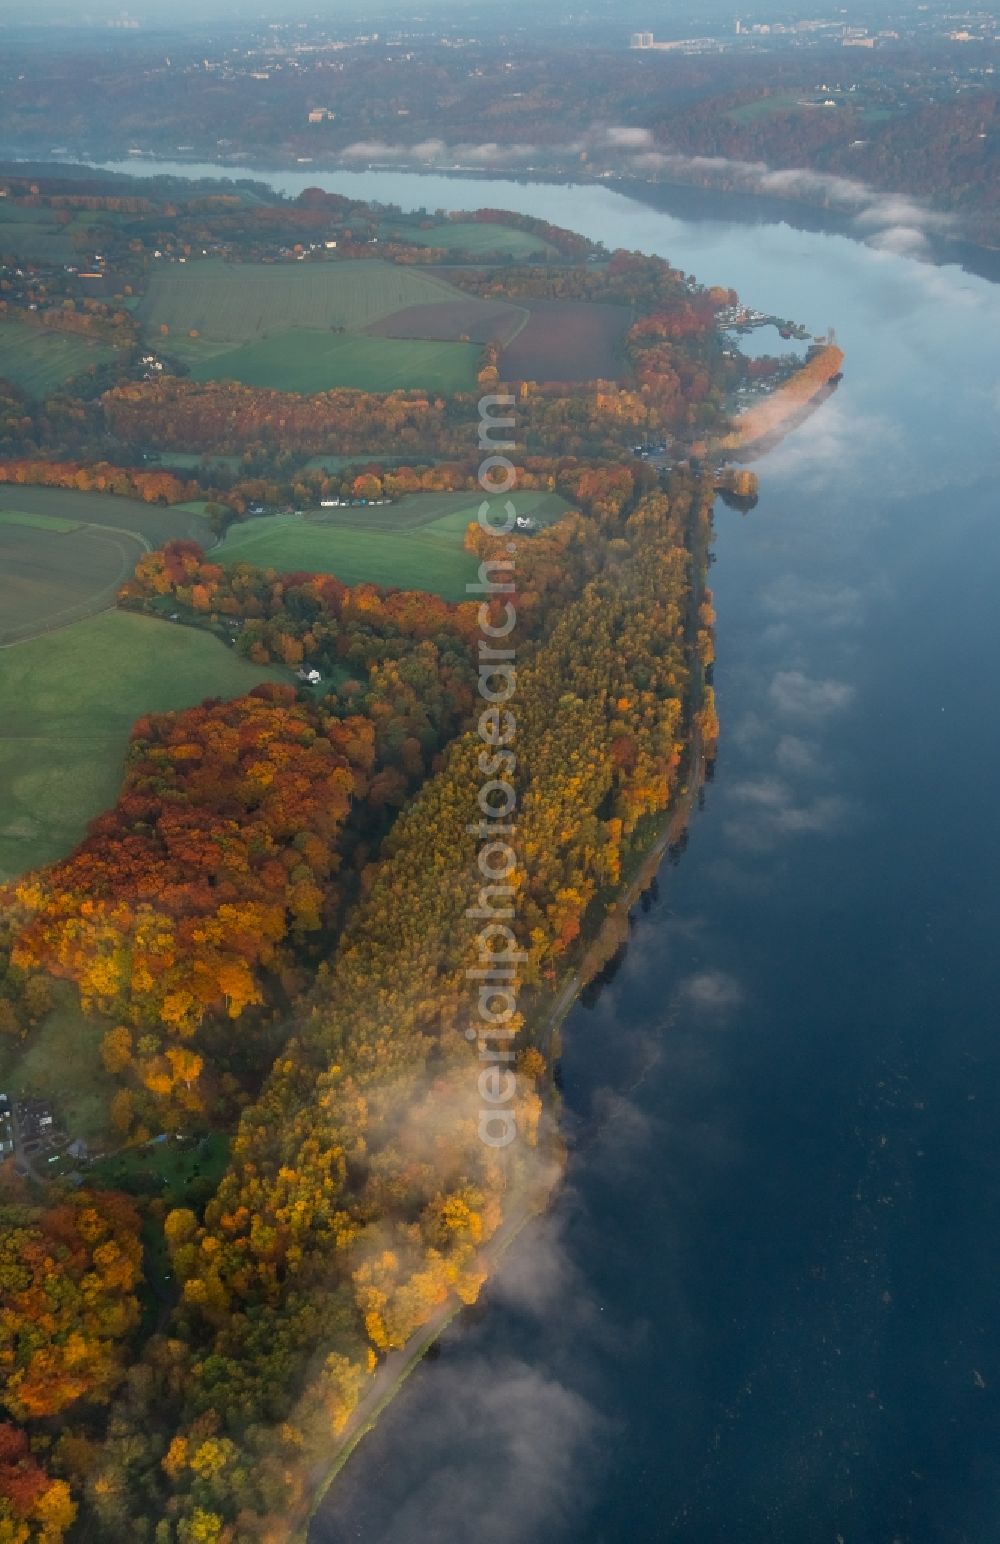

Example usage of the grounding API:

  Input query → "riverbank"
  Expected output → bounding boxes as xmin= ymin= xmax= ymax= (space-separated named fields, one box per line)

xmin=296 ymin=490 xmax=715 ymax=1540
xmin=291 ymin=162 xmax=1000 ymax=1544
xmin=298 ymin=736 xmax=713 ymax=1542
xmin=6 ymin=151 xmax=1000 ymax=283
xmin=712 ymin=343 xmax=845 ymax=459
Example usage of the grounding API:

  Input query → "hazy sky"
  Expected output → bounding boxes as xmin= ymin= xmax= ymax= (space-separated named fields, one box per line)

xmin=2 ymin=0 xmax=920 ymax=30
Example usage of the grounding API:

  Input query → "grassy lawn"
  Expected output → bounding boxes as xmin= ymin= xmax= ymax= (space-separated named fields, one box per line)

xmin=138 ymin=258 xmax=472 ymax=344
xmin=222 ymin=516 xmax=479 ymax=599
xmin=0 ymin=484 xmax=216 ymax=550
xmin=156 ymin=451 xmax=245 ymax=472
xmin=220 ymin=491 xmax=569 ymax=600
xmin=0 ymin=988 xmax=116 ymax=1147
xmin=302 ymin=454 xmax=427 ymax=472
xmin=0 ymin=318 xmax=119 ymax=398
xmin=390 ymin=221 xmax=558 ymax=258
xmin=90 ymin=1131 xmax=231 ymax=1207
xmin=726 ymin=90 xmax=808 ymax=124
xmin=0 ymin=609 xmax=286 ymax=879
xmin=189 ymin=329 xmax=481 ymax=394
xmin=0 ymin=509 xmax=81 ymax=533
xmin=0 ymin=488 xmax=218 ymax=647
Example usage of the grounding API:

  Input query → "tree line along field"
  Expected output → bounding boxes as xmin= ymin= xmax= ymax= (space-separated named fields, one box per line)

xmin=219 ymin=490 xmax=570 ymax=600
xmin=0 ymin=317 xmax=120 ymax=398
xmin=0 ymin=609 xmax=286 ymax=881
xmin=0 ymin=486 xmax=216 ymax=645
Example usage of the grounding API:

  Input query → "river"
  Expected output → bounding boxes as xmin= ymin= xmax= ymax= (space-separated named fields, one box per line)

xmin=80 ymin=161 xmax=1000 ymax=1541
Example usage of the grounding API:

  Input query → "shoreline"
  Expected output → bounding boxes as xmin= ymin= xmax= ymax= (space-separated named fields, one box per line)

xmin=299 ymin=734 xmax=711 ymax=1542
xmin=712 ymin=345 xmax=846 ymax=462
xmin=5 ymin=150 xmax=1000 ymax=282
xmin=297 ymin=502 xmax=714 ymax=1540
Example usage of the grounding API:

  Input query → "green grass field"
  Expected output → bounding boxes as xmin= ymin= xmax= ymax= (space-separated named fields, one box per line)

xmin=726 ymin=90 xmax=808 ymax=124
xmin=138 ymin=258 xmax=472 ymax=344
xmin=0 ymin=485 xmax=219 ymax=548
xmin=0 ymin=207 xmax=108 ymax=264
xmin=219 ymin=490 xmax=569 ymax=600
xmin=156 ymin=451 xmax=245 ymax=472
xmin=189 ymin=330 xmax=481 ymax=394
xmin=0 ymin=989 xmax=117 ymax=1147
xmin=90 ymin=1131 xmax=231 ymax=1205
xmin=0 ymin=487 xmax=218 ymax=646
xmin=0 ymin=509 xmax=81 ymax=533
xmin=391 ymin=221 xmax=558 ymax=258
xmin=0 ymin=610 xmax=286 ymax=879
xmin=0 ymin=318 xmax=119 ymax=398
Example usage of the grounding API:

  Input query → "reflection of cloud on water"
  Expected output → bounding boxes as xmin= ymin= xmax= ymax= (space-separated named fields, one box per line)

xmin=760 ymin=392 xmax=901 ymax=492
xmin=724 ymin=787 xmax=850 ymax=854
xmin=867 ymin=224 xmax=933 ymax=259
xmin=679 ymin=969 xmax=745 ymax=1014
xmin=775 ymin=735 xmax=822 ymax=776
xmin=716 ymin=672 xmax=856 ymax=854
xmin=768 ymin=670 xmax=854 ymax=719
xmin=760 ymin=574 xmax=864 ymax=631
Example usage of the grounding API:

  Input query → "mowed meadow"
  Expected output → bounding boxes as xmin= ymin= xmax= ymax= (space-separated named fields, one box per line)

xmin=0 ymin=487 xmax=215 ymax=644
xmin=0 ymin=486 xmax=281 ymax=876
xmin=138 ymin=258 xmax=470 ymax=338
xmin=383 ymin=219 xmax=559 ymax=257
xmin=219 ymin=490 xmax=570 ymax=599
xmin=138 ymin=258 xmax=502 ymax=394
xmin=0 ymin=318 xmax=120 ymax=398
xmin=0 ymin=610 xmax=285 ymax=880
xmin=188 ymin=332 xmax=481 ymax=394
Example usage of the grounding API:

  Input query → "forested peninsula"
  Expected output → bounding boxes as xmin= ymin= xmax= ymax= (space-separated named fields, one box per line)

xmin=0 ymin=174 xmax=827 ymax=1542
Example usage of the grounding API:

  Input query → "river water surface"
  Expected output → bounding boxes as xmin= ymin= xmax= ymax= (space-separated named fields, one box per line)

xmin=92 ymin=162 xmax=1000 ymax=1542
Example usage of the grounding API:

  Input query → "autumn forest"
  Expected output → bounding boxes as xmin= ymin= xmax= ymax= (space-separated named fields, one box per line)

xmin=0 ymin=171 xmax=748 ymax=1543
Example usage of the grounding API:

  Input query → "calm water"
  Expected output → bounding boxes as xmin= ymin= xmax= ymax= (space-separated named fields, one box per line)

xmin=95 ymin=161 xmax=1000 ymax=1541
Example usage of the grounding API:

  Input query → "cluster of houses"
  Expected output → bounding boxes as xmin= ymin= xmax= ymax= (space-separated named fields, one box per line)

xmin=0 ymin=1093 xmax=90 ymax=1180
xmin=0 ymin=1093 xmax=12 ymax=1160
xmin=716 ymin=304 xmax=772 ymax=329
xmin=319 ymin=495 xmax=390 ymax=508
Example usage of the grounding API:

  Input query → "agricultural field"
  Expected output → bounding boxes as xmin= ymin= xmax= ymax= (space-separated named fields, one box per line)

xmin=188 ymin=330 xmax=481 ymax=394
xmin=389 ymin=221 xmax=558 ymax=258
xmin=0 ymin=487 xmax=216 ymax=644
xmin=0 ymin=204 xmax=109 ymax=263
xmin=498 ymin=299 xmax=632 ymax=382
xmin=0 ymin=317 xmax=119 ymax=397
xmin=219 ymin=489 xmax=569 ymax=600
xmin=155 ymin=451 xmax=244 ymax=472
xmin=364 ymin=297 xmax=527 ymax=346
xmin=725 ymin=90 xmax=806 ymax=124
xmin=0 ymin=609 xmax=286 ymax=878
xmin=138 ymin=258 xmax=477 ymax=343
